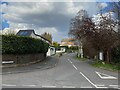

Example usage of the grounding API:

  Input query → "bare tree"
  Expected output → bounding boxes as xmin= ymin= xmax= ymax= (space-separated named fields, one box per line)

xmin=69 ymin=9 xmax=118 ymax=63
xmin=41 ymin=32 xmax=52 ymax=44
xmin=69 ymin=10 xmax=89 ymax=58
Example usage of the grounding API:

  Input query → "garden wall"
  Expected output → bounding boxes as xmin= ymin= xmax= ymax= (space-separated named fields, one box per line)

xmin=2 ymin=53 xmax=46 ymax=67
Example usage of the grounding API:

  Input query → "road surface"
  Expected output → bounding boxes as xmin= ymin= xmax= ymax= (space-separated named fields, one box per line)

xmin=2 ymin=53 xmax=119 ymax=89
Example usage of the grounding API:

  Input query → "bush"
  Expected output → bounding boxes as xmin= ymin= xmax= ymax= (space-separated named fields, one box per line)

xmin=69 ymin=46 xmax=78 ymax=50
xmin=111 ymin=45 xmax=120 ymax=63
xmin=2 ymin=35 xmax=49 ymax=54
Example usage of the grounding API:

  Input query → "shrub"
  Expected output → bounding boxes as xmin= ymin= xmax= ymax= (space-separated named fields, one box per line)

xmin=2 ymin=35 xmax=49 ymax=54
xmin=111 ymin=45 xmax=120 ymax=63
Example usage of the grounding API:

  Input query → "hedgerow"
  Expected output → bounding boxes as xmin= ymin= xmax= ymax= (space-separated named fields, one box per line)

xmin=2 ymin=35 xmax=49 ymax=54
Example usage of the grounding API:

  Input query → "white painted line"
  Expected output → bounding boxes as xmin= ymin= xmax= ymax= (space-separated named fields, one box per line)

xmin=22 ymin=85 xmax=36 ymax=87
xmin=109 ymin=85 xmax=118 ymax=88
xmin=96 ymin=86 xmax=108 ymax=88
xmin=63 ymin=86 xmax=75 ymax=88
xmin=81 ymin=86 xmax=92 ymax=88
xmin=109 ymin=85 xmax=118 ymax=87
xmin=68 ymin=59 xmax=72 ymax=64
xmin=7 ymin=72 xmax=12 ymax=74
xmin=70 ymin=61 xmax=72 ymax=64
xmin=95 ymin=71 xmax=117 ymax=79
xmin=2 ymin=84 xmax=17 ymax=87
xmin=42 ymin=86 xmax=56 ymax=88
xmin=2 ymin=61 xmax=14 ymax=64
xmin=79 ymin=72 xmax=97 ymax=88
xmin=72 ymin=64 xmax=78 ymax=70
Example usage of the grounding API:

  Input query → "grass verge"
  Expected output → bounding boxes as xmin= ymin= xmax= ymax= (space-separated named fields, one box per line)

xmin=74 ymin=55 xmax=87 ymax=61
xmin=91 ymin=61 xmax=120 ymax=71
xmin=74 ymin=54 xmax=120 ymax=71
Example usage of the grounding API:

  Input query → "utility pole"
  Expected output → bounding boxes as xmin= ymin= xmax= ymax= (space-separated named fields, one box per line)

xmin=77 ymin=40 xmax=80 ymax=58
xmin=80 ymin=39 xmax=83 ymax=58
xmin=77 ymin=39 xmax=83 ymax=58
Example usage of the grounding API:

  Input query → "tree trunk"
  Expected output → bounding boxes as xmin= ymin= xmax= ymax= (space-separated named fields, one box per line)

xmin=104 ymin=49 xmax=111 ymax=64
xmin=106 ymin=50 xmax=110 ymax=63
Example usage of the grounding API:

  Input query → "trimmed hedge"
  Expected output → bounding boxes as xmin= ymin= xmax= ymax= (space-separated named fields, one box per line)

xmin=2 ymin=35 xmax=49 ymax=54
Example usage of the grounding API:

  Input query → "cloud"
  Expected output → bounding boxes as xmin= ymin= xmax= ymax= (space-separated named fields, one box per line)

xmin=97 ymin=2 xmax=108 ymax=9
xmin=1 ymin=2 xmax=97 ymax=42
xmin=36 ymin=27 xmax=58 ymax=34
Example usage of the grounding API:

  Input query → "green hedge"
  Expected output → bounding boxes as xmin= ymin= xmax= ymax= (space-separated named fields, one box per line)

xmin=2 ymin=35 xmax=49 ymax=54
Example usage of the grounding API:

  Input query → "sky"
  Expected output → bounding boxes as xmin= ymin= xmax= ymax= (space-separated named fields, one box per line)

xmin=0 ymin=0 xmax=110 ymax=42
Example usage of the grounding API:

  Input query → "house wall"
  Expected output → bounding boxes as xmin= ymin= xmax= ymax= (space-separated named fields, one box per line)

xmin=31 ymin=32 xmax=50 ymax=44
xmin=47 ymin=47 xmax=56 ymax=56
xmin=56 ymin=47 xmax=66 ymax=54
xmin=31 ymin=32 xmax=37 ymax=38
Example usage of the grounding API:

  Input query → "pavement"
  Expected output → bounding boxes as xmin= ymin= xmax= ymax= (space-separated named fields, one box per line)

xmin=1 ymin=53 xmax=119 ymax=89
xmin=1 ymin=56 xmax=59 ymax=75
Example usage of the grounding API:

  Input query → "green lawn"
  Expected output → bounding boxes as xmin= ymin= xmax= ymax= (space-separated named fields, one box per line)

xmin=91 ymin=61 xmax=120 ymax=71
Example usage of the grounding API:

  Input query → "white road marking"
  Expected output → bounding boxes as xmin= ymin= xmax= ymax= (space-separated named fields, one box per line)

xmin=63 ymin=86 xmax=75 ymax=88
xmin=68 ymin=59 xmax=72 ymax=64
xmin=42 ymin=85 xmax=56 ymax=88
xmin=79 ymin=72 xmax=97 ymax=88
xmin=68 ymin=58 xmax=77 ymax=70
xmin=109 ymin=85 xmax=118 ymax=87
xmin=7 ymin=72 xmax=12 ymax=74
xmin=2 ymin=84 xmax=17 ymax=87
xmin=72 ymin=64 xmax=78 ymax=70
xmin=22 ymin=85 xmax=36 ymax=87
xmin=96 ymin=86 xmax=108 ymax=88
xmin=109 ymin=85 xmax=118 ymax=88
xmin=70 ymin=61 xmax=72 ymax=64
xmin=2 ymin=61 xmax=14 ymax=64
xmin=95 ymin=84 xmax=108 ymax=88
xmin=95 ymin=71 xmax=117 ymax=79
xmin=81 ymin=86 xmax=92 ymax=88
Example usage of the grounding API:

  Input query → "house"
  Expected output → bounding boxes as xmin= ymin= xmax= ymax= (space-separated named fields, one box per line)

xmin=16 ymin=30 xmax=51 ymax=44
xmin=60 ymin=38 xmax=77 ymax=47
xmin=47 ymin=46 xmax=56 ymax=56
xmin=56 ymin=47 xmax=66 ymax=53
xmin=16 ymin=30 xmax=55 ymax=56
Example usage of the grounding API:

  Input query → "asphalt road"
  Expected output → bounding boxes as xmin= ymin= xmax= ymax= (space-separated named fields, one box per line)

xmin=2 ymin=53 xmax=119 ymax=89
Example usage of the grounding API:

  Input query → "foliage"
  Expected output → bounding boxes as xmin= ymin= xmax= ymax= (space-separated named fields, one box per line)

xmin=2 ymin=35 xmax=49 ymax=54
xmin=69 ymin=46 xmax=78 ymax=50
xmin=111 ymin=44 xmax=120 ymax=63
xmin=69 ymin=9 xmax=119 ymax=63
xmin=92 ymin=61 xmax=120 ymax=71
xmin=52 ymin=41 xmax=60 ymax=50
xmin=52 ymin=41 xmax=60 ymax=47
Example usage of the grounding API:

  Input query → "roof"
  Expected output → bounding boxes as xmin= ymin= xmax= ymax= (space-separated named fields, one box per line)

xmin=16 ymin=30 xmax=35 ymax=36
xmin=35 ymin=34 xmax=51 ymax=44
xmin=61 ymin=38 xmax=75 ymax=42
xmin=16 ymin=30 xmax=51 ymax=44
